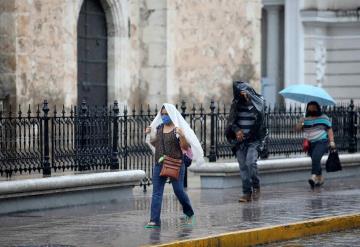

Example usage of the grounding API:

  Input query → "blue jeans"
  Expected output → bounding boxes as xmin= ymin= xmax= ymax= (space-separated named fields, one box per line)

xmin=150 ymin=163 xmax=194 ymax=225
xmin=236 ymin=142 xmax=260 ymax=195
xmin=309 ymin=139 xmax=328 ymax=175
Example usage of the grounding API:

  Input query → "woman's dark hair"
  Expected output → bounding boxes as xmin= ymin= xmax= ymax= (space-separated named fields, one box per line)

xmin=160 ymin=105 xmax=168 ymax=116
xmin=305 ymin=101 xmax=322 ymax=117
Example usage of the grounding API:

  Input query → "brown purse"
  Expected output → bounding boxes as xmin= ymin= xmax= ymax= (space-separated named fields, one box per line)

xmin=159 ymin=127 xmax=183 ymax=180
xmin=160 ymin=155 xmax=183 ymax=180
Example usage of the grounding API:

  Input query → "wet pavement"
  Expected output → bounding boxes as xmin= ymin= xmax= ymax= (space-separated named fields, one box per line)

xmin=262 ymin=228 xmax=360 ymax=246
xmin=0 ymin=175 xmax=360 ymax=247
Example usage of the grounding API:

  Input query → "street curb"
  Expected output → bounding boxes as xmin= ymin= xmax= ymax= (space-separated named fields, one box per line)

xmin=148 ymin=213 xmax=360 ymax=247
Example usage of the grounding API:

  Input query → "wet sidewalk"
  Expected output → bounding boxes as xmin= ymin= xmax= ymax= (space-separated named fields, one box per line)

xmin=0 ymin=175 xmax=360 ymax=247
xmin=262 ymin=228 xmax=360 ymax=246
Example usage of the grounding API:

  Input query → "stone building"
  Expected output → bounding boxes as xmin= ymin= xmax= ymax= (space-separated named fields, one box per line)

xmin=0 ymin=0 xmax=262 ymax=110
xmin=261 ymin=0 xmax=360 ymax=105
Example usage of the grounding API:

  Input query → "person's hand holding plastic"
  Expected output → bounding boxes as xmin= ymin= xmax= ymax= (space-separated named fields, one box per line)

xmin=145 ymin=126 xmax=151 ymax=134
xmin=175 ymin=127 xmax=185 ymax=137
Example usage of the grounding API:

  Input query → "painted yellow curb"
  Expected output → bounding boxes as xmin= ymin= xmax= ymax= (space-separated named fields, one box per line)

xmin=149 ymin=213 xmax=360 ymax=247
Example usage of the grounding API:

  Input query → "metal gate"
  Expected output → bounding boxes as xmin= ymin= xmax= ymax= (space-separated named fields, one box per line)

xmin=77 ymin=0 xmax=108 ymax=106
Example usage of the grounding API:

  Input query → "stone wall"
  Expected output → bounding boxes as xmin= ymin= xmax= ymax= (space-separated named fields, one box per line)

xmin=303 ymin=22 xmax=360 ymax=103
xmin=302 ymin=1 xmax=360 ymax=103
xmin=0 ymin=0 xmax=78 ymax=109
xmin=128 ymin=0 xmax=262 ymax=106
xmin=166 ymin=0 xmax=262 ymax=105
xmin=137 ymin=0 xmax=168 ymax=106
xmin=0 ymin=0 xmax=129 ymax=110
xmin=0 ymin=1 xmax=17 ymax=109
xmin=0 ymin=0 xmax=261 ymax=109
xmin=14 ymin=0 xmax=77 ymax=109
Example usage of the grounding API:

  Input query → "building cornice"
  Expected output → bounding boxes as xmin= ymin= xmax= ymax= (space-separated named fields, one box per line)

xmin=262 ymin=0 xmax=285 ymax=6
xmin=301 ymin=10 xmax=360 ymax=23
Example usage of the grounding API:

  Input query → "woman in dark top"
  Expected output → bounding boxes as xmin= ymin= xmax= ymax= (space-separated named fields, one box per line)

xmin=144 ymin=104 xmax=203 ymax=228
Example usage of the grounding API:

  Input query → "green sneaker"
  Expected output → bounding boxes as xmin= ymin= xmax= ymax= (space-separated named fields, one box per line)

xmin=182 ymin=215 xmax=195 ymax=227
xmin=144 ymin=222 xmax=160 ymax=229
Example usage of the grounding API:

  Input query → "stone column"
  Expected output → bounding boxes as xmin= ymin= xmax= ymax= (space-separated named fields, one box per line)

xmin=265 ymin=5 xmax=281 ymax=105
xmin=284 ymin=0 xmax=304 ymax=88
xmin=166 ymin=0 xmax=177 ymax=103
xmin=140 ymin=0 xmax=167 ymax=106
xmin=0 ymin=1 xmax=17 ymax=108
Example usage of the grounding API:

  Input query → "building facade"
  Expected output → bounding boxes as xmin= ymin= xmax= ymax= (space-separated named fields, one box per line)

xmin=0 ymin=0 xmax=262 ymax=110
xmin=261 ymin=0 xmax=360 ymax=105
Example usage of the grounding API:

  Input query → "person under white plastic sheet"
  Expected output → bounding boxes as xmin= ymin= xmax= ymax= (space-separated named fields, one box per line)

xmin=146 ymin=103 xmax=204 ymax=165
xmin=144 ymin=103 xmax=204 ymax=228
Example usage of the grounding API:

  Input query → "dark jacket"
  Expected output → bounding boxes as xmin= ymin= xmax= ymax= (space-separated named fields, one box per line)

xmin=225 ymin=81 xmax=268 ymax=154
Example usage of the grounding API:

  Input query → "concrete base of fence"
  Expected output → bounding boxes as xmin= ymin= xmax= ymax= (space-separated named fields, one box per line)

xmin=0 ymin=170 xmax=146 ymax=214
xmin=189 ymin=153 xmax=360 ymax=189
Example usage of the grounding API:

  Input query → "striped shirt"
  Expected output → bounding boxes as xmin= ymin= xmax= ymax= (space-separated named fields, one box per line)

xmin=303 ymin=114 xmax=332 ymax=142
xmin=236 ymin=105 xmax=256 ymax=135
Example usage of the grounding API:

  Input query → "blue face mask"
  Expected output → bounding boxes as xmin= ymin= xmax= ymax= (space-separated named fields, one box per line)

xmin=161 ymin=115 xmax=172 ymax=125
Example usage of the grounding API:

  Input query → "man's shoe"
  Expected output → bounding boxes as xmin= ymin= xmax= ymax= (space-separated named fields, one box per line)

xmin=253 ymin=187 xmax=260 ymax=200
xmin=253 ymin=187 xmax=260 ymax=194
xmin=239 ymin=194 xmax=252 ymax=203
xmin=315 ymin=175 xmax=324 ymax=186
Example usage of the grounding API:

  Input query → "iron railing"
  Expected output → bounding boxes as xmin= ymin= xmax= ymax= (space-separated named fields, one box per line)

xmin=0 ymin=100 xmax=359 ymax=187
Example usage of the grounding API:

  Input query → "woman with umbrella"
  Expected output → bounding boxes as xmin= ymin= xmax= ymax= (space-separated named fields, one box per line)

xmin=280 ymin=85 xmax=336 ymax=187
xmin=296 ymin=101 xmax=336 ymax=187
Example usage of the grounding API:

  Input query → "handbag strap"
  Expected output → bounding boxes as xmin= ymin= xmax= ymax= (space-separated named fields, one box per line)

xmin=161 ymin=125 xmax=167 ymax=156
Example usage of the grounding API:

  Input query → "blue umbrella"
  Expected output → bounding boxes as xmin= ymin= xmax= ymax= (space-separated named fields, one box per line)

xmin=279 ymin=84 xmax=336 ymax=106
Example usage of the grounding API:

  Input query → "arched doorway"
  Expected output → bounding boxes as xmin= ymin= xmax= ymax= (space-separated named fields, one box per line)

xmin=77 ymin=0 xmax=108 ymax=106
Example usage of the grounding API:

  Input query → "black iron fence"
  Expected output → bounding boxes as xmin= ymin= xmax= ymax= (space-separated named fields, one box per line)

xmin=1 ymin=100 xmax=359 ymax=186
